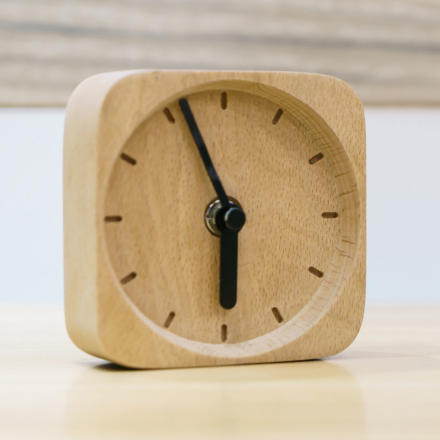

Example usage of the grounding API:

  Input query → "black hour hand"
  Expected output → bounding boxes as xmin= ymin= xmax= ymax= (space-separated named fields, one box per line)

xmin=220 ymin=230 xmax=238 ymax=309
xmin=217 ymin=205 xmax=246 ymax=309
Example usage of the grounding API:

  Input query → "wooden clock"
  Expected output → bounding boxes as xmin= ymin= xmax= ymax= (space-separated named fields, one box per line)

xmin=64 ymin=70 xmax=366 ymax=368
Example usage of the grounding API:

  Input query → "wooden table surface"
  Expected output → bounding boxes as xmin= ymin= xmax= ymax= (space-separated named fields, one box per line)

xmin=1 ymin=304 xmax=439 ymax=439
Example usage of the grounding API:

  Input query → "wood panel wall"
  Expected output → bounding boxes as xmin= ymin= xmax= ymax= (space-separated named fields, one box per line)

xmin=0 ymin=0 xmax=439 ymax=106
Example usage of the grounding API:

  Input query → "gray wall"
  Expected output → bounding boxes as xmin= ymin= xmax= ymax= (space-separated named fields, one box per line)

xmin=1 ymin=0 xmax=439 ymax=106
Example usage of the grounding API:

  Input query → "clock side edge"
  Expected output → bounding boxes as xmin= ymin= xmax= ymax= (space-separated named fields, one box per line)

xmin=320 ymin=75 xmax=367 ymax=359
xmin=63 ymin=71 xmax=138 ymax=361
xmin=283 ymin=73 xmax=367 ymax=361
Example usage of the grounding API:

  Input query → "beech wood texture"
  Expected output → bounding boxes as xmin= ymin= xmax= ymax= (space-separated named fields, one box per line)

xmin=2 ymin=0 xmax=440 ymax=106
xmin=63 ymin=70 xmax=366 ymax=368
xmin=1 ymin=305 xmax=440 ymax=440
xmin=105 ymin=90 xmax=341 ymax=344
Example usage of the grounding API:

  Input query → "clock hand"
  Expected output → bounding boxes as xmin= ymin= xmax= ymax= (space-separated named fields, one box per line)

xmin=217 ymin=206 xmax=245 ymax=309
xmin=179 ymin=98 xmax=246 ymax=310
xmin=219 ymin=231 xmax=238 ymax=309
xmin=178 ymin=98 xmax=230 ymax=208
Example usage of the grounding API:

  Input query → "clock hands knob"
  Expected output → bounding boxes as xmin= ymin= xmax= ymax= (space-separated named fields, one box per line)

xmin=216 ymin=205 xmax=246 ymax=233
xmin=179 ymin=98 xmax=246 ymax=310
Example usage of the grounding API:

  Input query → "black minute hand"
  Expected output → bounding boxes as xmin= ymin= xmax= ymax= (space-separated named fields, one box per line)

xmin=179 ymin=98 xmax=246 ymax=310
xmin=179 ymin=98 xmax=230 ymax=208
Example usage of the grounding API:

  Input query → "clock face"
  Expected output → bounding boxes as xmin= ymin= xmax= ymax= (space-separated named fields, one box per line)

xmin=104 ymin=89 xmax=341 ymax=344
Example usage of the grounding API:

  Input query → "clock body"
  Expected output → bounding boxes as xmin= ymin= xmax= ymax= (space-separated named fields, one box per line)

xmin=64 ymin=70 xmax=366 ymax=368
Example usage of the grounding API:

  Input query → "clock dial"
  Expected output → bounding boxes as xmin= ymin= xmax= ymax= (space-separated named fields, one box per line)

xmin=104 ymin=90 xmax=340 ymax=344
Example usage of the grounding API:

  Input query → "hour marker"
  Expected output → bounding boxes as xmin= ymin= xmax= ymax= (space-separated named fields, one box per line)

xmin=308 ymin=267 xmax=324 ymax=278
xmin=272 ymin=108 xmax=283 ymax=125
xmin=221 ymin=324 xmax=228 ymax=342
xmin=164 ymin=312 xmax=175 ymax=328
xmin=120 ymin=153 xmax=136 ymax=165
xmin=271 ymin=307 xmax=284 ymax=323
xmin=163 ymin=107 xmax=175 ymax=123
xmin=120 ymin=272 xmax=137 ymax=285
xmin=221 ymin=92 xmax=227 ymax=109
xmin=309 ymin=153 xmax=324 ymax=164
xmin=104 ymin=216 xmax=122 ymax=222
xmin=322 ymin=212 xmax=339 ymax=218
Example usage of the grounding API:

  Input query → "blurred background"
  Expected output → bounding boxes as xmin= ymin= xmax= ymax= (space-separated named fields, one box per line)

xmin=0 ymin=0 xmax=439 ymax=304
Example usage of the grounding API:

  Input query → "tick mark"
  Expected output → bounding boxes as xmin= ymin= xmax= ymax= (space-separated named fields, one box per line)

xmin=272 ymin=108 xmax=283 ymax=125
xmin=309 ymin=153 xmax=324 ymax=164
xmin=271 ymin=307 xmax=284 ymax=323
xmin=120 ymin=153 xmax=136 ymax=165
xmin=104 ymin=216 xmax=122 ymax=222
xmin=308 ymin=267 xmax=324 ymax=278
xmin=221 ymin=92 xmax=227 ymax=109
xmin=164 ymin=312 xmax=175 ymax=328
xmin=322 ymin=212 xmax=339 ymax=218
xmin=120 ymin=272 xmax=137 ymax=285
xmin=163 ymin=107 xmax=175 ymax=123
xmin=221 ymin=324 xmax=228 ymax=342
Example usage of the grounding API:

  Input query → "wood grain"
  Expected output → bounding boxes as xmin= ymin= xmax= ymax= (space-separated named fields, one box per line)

xmin=104 ymin=90 xmax=341 ymax=344
xmin=1 ymin=0 xmax=440 ymax=106
xmin=63 ymin=70 xmax=366 ymax=368
xmin=1 ymin=304 xmax=440 ymax=439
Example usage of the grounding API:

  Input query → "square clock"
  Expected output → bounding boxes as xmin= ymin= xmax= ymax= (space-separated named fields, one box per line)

xmin=64 ymin=70 xmax=366 ymax=368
